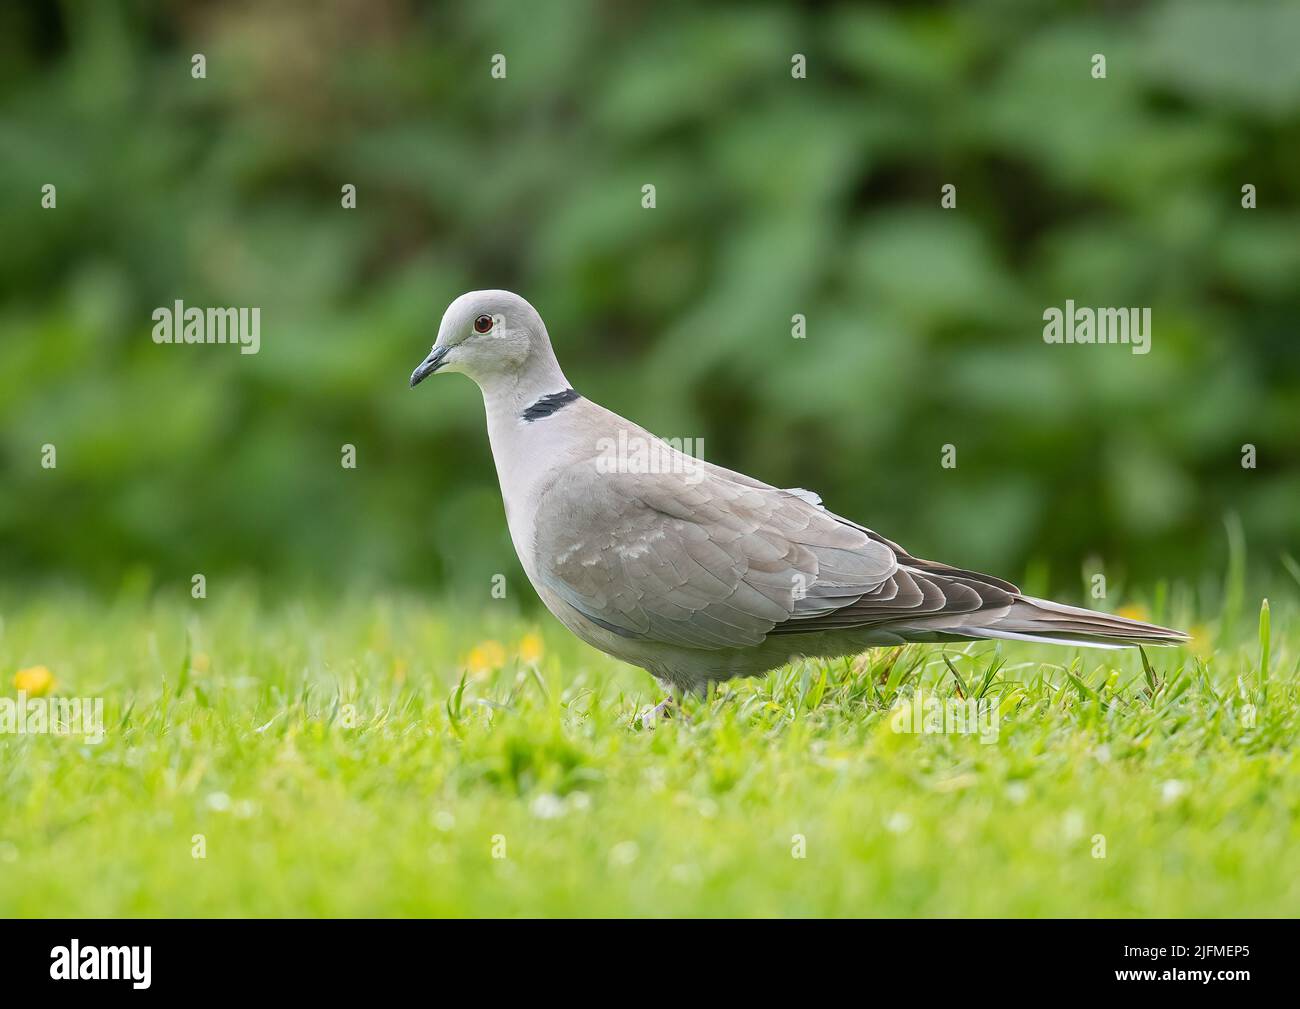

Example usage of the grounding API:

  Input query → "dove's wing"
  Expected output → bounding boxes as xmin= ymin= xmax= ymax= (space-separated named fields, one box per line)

xmin=533 ymin=464 xmax=1017 ymax=650
xmin=534 ymin=466 xmax=889 ymax=648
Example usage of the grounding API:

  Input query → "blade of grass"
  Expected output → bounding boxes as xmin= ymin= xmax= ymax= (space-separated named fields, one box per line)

xmin=1258 ymin=597 xmax=1270 ymax=707
xmin=941 ymin=653 xmax=968 ymax=699
xmin=1138 ymin=646 xmax=1160 ymax=702
xmin=1281 ymin=553 xmax=1300 ymax=590
xmin=1220 ymin=512 xmax=1246 ymax=645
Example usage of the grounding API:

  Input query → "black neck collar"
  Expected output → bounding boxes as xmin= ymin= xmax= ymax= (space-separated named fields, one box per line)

xmin=521 ymin=388 xmax=581 ymax=422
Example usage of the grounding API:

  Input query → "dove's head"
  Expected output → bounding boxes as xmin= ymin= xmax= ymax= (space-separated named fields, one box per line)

xmin=410 ymin=290 xmax=561 ymax=392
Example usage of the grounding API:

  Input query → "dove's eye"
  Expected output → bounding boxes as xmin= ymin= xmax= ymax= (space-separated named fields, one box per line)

xmin=474 ymin=315 xmax=494 ymax=334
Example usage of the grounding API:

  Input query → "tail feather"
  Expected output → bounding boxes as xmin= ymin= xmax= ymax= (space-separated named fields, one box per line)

xmin=966 ymin=595 xmax=1189 ymax=648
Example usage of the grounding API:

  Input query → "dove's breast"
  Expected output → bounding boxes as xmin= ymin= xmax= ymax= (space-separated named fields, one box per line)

xmin=483 ymin=393 xmax=613 ymax=588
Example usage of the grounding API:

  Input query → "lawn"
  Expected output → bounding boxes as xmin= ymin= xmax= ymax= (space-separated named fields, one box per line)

xmin=1 ymin=583 xmax=1296 ymax=917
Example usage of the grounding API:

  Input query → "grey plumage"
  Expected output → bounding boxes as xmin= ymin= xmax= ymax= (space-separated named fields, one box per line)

xmin=412 ymin=290 xmax=1189 ymax=694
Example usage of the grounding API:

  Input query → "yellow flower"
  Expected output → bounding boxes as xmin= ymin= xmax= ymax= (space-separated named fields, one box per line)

xmin=1116 ymin=604 xmax=1151 ymax=623
xmin=191 ymin=652 xmax=211 ymax=673
xmin=518 ymin=632 xmax=544 ymax=665
xmin=465 ymin=640 xmax=507 ymax=678
xmin=13 ymin=665 xmax=56 ymax=697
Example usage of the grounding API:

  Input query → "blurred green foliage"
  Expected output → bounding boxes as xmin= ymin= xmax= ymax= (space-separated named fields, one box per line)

xmin=1 ymin=0 xmax=1297 ymax=601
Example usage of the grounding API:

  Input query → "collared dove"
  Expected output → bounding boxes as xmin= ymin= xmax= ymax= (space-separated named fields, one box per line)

xmin=411 ymin=290 xmax=1188 ymax=695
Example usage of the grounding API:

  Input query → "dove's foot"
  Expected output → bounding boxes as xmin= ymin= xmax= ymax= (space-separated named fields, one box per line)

xmin=638 ymin=696 xmax=678 ymax=729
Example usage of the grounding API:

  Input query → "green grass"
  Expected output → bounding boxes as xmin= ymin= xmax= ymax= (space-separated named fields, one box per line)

xmin=1 ymin=585 xmax=1297 ymax=917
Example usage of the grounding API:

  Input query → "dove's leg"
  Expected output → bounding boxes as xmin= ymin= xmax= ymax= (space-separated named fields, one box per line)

xmin=639 ymin=678 xmax=689 ymax=728
xmin=640 ymin=696 xmax=674 ymax=729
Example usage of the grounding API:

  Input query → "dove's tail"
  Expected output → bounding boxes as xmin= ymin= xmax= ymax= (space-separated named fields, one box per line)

xmin=961 ymin=596 xmax=1189 ymax=650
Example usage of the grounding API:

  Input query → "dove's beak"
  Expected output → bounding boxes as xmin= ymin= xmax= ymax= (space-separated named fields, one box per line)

xmin=409 ymin=346 xmax=449 ymax=388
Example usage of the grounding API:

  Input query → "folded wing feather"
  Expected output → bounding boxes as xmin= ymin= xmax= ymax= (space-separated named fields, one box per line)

xmin=535 ymin=464 xmax=1013 ymax=650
